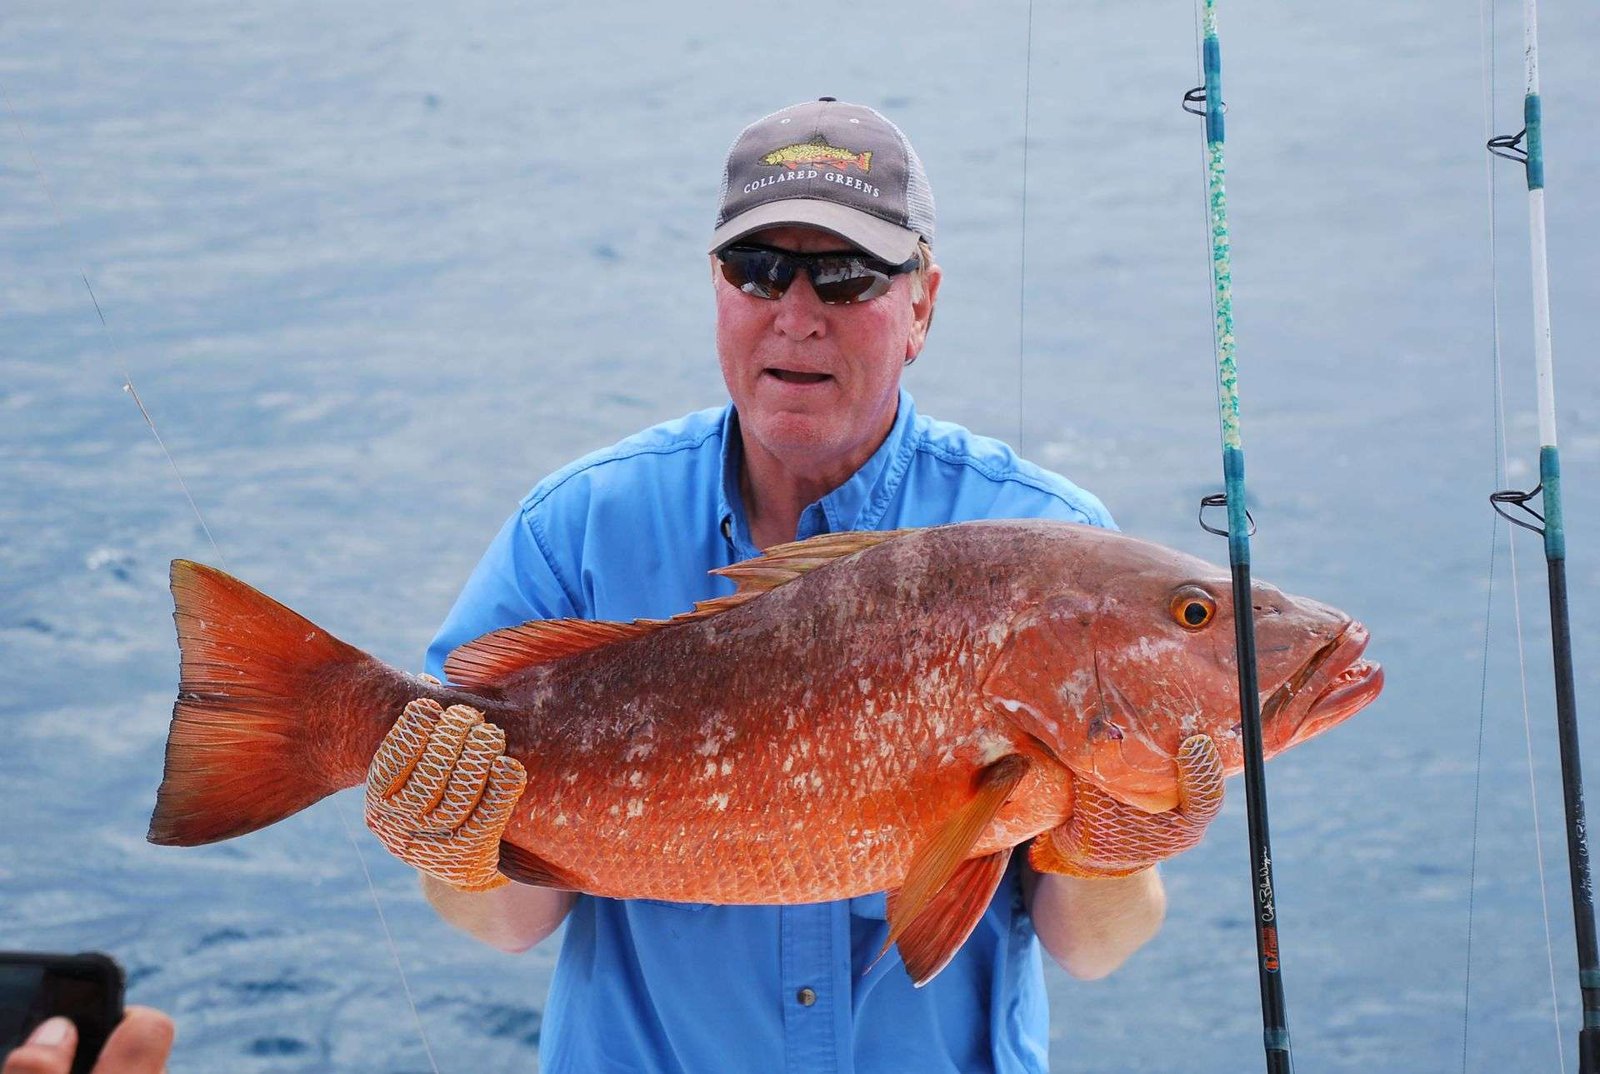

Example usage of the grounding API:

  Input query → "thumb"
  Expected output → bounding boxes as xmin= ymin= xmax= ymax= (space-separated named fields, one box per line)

xmin=4 ymin=1016 xmax=77 ymax=1074
xmin=1175 ymin=734 xmax=1225 ymax=823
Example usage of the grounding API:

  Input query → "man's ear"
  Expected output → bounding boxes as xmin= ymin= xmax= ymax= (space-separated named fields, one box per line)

xmin=906 ymin=262 xmax=942 ymax=361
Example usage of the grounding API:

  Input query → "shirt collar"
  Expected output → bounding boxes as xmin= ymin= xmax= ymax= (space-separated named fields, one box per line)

xmin=716 ymin=389 xmax=919 ymax=559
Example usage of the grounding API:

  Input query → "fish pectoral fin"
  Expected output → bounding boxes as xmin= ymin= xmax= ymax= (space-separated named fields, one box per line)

xmin=880 ymin=754 xmax=1031 ymax=977
xmin=497 ymin=841 xmax=584 ymax=891
xmin=888 ymin=848 xmax=1013 ymax=987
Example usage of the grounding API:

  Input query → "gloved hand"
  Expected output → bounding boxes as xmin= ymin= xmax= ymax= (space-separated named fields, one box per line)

xmin=1030 ymin=734 xmax=1224 ymax=878
xmin=364 ymin=696 xmax=527 ymax=891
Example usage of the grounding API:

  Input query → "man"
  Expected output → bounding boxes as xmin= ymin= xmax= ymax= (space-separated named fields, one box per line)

xmin=367 ymin=98 xmax=1219 ymax=1073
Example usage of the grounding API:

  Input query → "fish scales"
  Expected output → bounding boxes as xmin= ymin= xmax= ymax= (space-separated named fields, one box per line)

xmin=149 ymin=520 xmax=1383 ymax=978
xmin=495 ymin=526 xmax=1065 ymax=903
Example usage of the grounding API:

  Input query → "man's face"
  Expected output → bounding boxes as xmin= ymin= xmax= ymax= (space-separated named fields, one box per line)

xmin=714 ymin=226 xmax=939 ymax=482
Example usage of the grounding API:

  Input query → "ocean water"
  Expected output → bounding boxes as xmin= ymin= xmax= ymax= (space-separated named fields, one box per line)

xmin=3 ymin=1 xmax=1598 ymax=1071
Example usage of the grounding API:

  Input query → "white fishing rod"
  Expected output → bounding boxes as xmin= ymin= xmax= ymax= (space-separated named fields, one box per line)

xmin=1486 ymin=2 xmax=1600 ymax=1069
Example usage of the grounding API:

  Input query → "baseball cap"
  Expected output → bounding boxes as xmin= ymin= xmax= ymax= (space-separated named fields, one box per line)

xmin=709 ymin=97 xmax=935 ymax=264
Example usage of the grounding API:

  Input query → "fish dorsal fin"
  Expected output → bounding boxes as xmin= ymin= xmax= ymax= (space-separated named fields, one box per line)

xmin=646 ymin=529 xmax=913 ymax=628
xmin=447 ymin=529 xmax=914 ymax=687
xmin=713 ymin=528 xmax=912 ymax=596
xmin=445 ymin=619 xmax=655 ymax=688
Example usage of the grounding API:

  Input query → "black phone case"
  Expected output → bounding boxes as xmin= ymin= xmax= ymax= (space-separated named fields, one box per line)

xmin=0 ymin=951 xmax=126 ymax=1074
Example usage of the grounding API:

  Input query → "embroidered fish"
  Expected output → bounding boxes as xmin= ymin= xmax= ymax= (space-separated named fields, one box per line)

xmin=760 ymin=141 xmax=872 ymax=172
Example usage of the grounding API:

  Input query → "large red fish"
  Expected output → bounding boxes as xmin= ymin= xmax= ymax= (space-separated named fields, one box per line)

xmin=149 ymin=520 xmax=1382 ymax=983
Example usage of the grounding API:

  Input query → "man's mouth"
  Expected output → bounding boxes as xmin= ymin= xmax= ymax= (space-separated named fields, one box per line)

xmin=766 ymin=368 xmax=832 ymax=385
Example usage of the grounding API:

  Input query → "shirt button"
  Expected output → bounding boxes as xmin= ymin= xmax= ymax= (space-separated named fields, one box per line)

xmin=796 ymin=987 xmax=817 ymax=1007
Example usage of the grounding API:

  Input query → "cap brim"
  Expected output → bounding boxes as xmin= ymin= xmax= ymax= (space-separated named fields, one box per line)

xmin=710 ymin=200 xmax=921 ymax=263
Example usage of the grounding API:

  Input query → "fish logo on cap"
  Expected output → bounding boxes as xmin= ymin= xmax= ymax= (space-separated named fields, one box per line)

xmin=760 ymin=141 xmax=873 ymax=173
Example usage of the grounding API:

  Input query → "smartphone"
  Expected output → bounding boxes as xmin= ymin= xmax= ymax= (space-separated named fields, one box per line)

xmin=0 ymin=951 xmax=125 ymax=1074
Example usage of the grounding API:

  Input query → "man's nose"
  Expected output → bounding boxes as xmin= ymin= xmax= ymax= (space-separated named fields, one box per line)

xmin=772 ymin=271 xmax=828 ymax=338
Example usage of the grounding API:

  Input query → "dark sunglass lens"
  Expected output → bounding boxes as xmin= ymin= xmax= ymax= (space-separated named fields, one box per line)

xmin=810 ymin=257 xmax=892 ymax=303
xmin=720 ymin=248 xmax=792 ymax=299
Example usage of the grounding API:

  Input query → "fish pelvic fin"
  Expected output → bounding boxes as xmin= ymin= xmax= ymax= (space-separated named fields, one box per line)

xmin=890 ymin=849 xmax=1013 ymax=987
xmin=150 ymin=560 xmax=394 ymax=846
xmin=880 ymin=754 xmax=1030 ymax=983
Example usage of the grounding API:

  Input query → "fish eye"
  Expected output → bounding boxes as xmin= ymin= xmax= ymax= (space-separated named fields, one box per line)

xmin=1169 ymin=587 xmax=1217 ymax=630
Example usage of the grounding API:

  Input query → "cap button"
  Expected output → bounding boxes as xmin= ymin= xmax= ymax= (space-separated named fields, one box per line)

xmin=817 ymin=96 xmax=836 ymax=102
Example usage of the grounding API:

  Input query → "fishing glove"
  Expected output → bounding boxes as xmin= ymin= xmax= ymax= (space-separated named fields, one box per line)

xmin=1030 ymin=734 xmax=1224 ymax=878
xmin=364 ymin=695 xmax=527 ymax=892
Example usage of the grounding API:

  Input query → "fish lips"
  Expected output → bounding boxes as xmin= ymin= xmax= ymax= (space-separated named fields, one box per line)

xmin=1263 ymin=622 xmax=1383 ymax=756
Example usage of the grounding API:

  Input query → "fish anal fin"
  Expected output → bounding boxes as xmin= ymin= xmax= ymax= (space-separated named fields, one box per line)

xmin=498 ymin=841 xmax=584 ymax=891
xmin=882 ymin=754 xmax=1030 ymax=971
xmin=890 ymin=848 xmax=1013 ymax=987
xmin=445 ymin=620 xmax=655 ymax=689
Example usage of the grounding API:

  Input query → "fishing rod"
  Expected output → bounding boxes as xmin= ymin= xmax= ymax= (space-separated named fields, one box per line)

xmin=1183 ymin=2 xmax=1294 ymax=1071
xmin=1486 ymin=2 xmax=1600 ymax=1069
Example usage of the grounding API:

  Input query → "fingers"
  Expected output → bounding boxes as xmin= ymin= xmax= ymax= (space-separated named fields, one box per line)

xmin=430 ymin=722 xmax=509 ymax=830
xmin=92 ymin=1007 xmax=176 ymax=1074
xmin=388 ymin=704 xmax=484 ymax=816
xmin=367 ymin=698 xmax=444 ymax=799
xmin=1174 ymin=734 xmax=1225 ymax=825
xmin=4 ymin=1017 xmax=76 ymax=1074
xmin=458 ymin=755 xmax=528 ymax=840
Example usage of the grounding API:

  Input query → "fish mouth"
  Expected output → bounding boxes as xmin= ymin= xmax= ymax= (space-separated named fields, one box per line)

xmin=1263 ymin=623 xmax=1383 ymax=754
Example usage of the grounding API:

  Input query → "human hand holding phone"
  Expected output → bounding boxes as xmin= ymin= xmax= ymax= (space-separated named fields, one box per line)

xmin=0 ymin=953 xmax=172 ymax=1074
xmin=2 ymin=1009 xmax=174 ymax=1074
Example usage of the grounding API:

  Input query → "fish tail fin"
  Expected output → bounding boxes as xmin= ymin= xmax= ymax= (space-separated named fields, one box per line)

xmin=149 ymin=559 xmax=398 ymax=846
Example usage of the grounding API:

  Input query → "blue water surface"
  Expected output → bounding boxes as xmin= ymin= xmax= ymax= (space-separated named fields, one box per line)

xmin=3 ymin=2 xmax=1599 ymax=1071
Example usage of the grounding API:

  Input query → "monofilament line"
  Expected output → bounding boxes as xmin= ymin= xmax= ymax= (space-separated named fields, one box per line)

xmin=1 ymin=75 xmax=443 ymax=1074
xmin=1017 ymin=0 xmax=1035 ymax=455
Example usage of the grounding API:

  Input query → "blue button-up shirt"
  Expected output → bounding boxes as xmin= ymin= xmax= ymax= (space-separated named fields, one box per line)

xmin=426 ymin=390 xmax=1114 ymax=1074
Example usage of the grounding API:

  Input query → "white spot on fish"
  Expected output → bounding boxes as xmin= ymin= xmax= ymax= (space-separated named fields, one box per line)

xmin=623 ymin=741 xmax=655 ymax=762
xmin=627 ymin=799 xmax=644 ymax=818
xmin=782 ymin=755 xmax=794 ymax=773
xmin=858 ymin=677 xmax=872 ymax=694
xmin=703 ymin=760 xmax=718 ymax=779
xmin=553 ymin=813 xmax=568 ymax=827
xmin=720 ymin=758 xmax=734 ymax=776
xmin=705 ymin=792 xmax=730 ymax=811
xmin=628 ymin=770 xmax=645 ymax=788
xmin=997 ymin=698 xmax=1023 ymax=714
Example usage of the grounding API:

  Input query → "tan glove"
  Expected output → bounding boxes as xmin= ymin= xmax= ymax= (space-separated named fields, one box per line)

xmin=364 ymin=696 xmax=527 ymax=891
xmin=1030 ymin=734 xmax=1225 ymax=878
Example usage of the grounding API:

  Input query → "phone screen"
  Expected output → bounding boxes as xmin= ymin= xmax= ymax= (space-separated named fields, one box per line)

xmin=0 ymin=953 xmax=125 ymax=1074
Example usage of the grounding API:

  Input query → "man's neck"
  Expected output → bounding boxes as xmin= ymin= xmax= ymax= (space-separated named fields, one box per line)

xmin=738 ymin=436 xmax=875 ymax=551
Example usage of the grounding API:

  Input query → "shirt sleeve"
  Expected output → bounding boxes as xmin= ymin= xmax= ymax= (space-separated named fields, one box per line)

xmin=423 ymin=506 xmax=582 ymax=681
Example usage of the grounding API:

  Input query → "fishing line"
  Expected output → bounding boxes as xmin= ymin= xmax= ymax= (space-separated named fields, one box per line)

xmin=1017 ymin=0 xmax=1034 ymax=455
xmin=0 ymin=76 xmax=444 ymax=1074
xmin=0 ymin=82 xmax=227 ymax=575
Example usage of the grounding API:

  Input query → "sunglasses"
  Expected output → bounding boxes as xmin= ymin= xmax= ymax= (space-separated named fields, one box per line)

xmin=716 ymin=243 xmax=920 ymax=305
